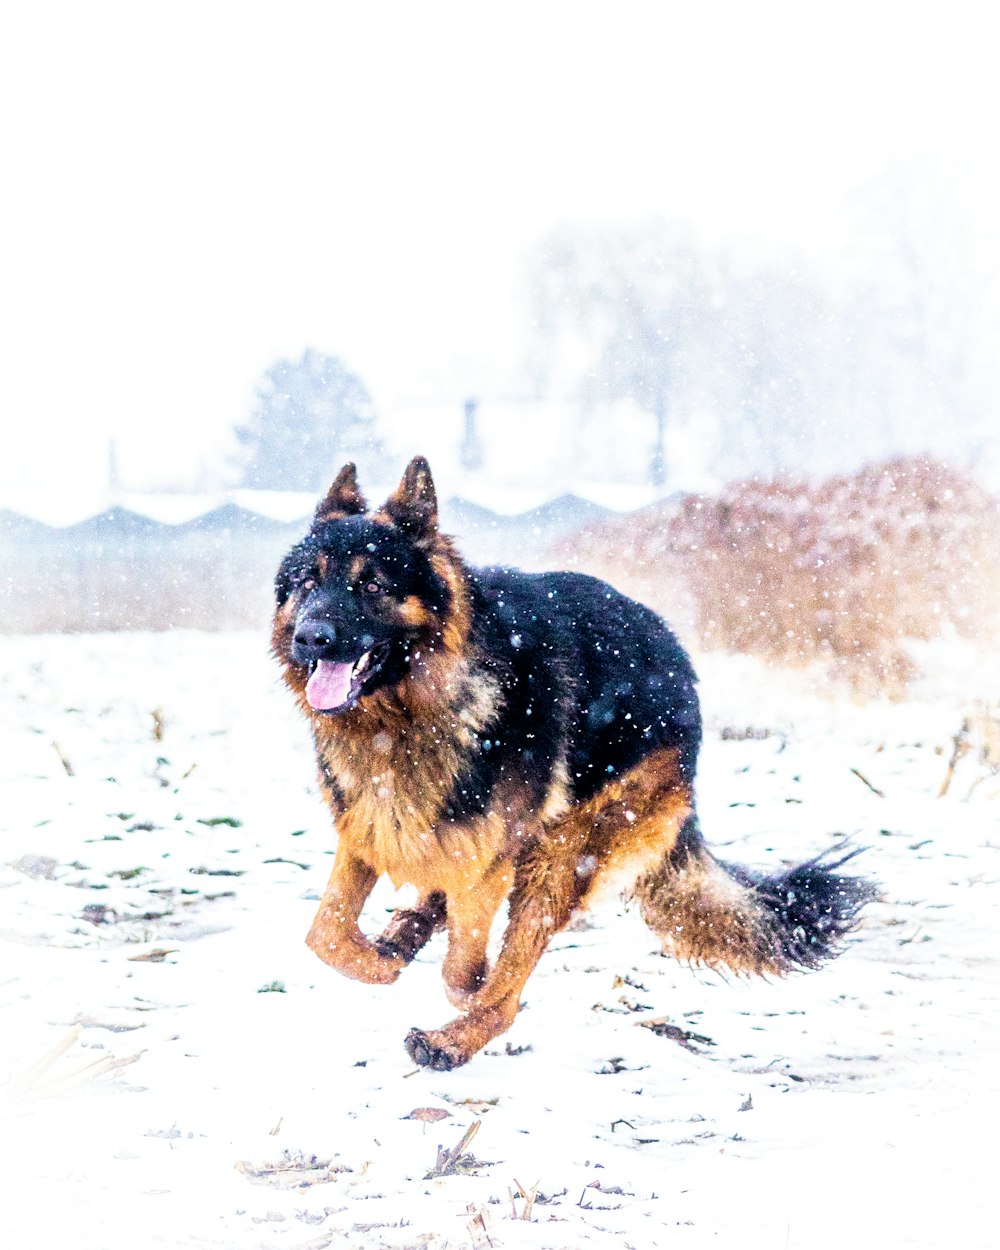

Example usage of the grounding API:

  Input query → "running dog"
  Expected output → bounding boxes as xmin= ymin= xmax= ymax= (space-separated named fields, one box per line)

xmin=272 ymin=457 xmax=874 ymax=1069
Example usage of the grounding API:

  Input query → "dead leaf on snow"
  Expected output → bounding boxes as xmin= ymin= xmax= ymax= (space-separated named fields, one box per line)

xmin=403 ymin=1106 xmax=452 ymax=1122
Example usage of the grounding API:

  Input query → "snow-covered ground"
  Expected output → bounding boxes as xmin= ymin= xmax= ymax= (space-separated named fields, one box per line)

xmin=2 ymin=632 xmax=998 ymax=1250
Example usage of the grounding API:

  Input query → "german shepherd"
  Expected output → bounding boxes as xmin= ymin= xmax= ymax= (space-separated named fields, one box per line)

xmin=272 ymin=457 xmax=875 ymax=1070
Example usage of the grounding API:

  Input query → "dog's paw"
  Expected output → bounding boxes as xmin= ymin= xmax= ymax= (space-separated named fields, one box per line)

xmin=357 ymin=947 xmax=405 ymax=984
xmin=405 ymin=1028 xmax=464 ymax=1071
xmin=305 ymin=929 xmax=404 ymax=984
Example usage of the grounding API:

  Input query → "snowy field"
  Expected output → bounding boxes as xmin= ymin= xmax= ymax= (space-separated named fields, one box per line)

xmin=2 ymin=632 xmax=998 ymax=1250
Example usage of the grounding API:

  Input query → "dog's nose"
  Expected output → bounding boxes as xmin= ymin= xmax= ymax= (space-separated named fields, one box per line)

xmin=292 ymin=619 xmax=337 ymax=660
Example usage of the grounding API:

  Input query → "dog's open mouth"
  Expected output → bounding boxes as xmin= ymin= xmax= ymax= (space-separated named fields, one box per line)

xmin=305 ymin=643 xmax=391 ymax=712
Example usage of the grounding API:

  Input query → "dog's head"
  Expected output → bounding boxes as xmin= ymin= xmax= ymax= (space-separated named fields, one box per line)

xmin=273 ymin=457 xmax=464 ymax=714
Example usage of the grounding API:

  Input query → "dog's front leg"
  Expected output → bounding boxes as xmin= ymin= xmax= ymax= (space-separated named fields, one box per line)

xmin=373 ymin=891 xmax=447 ymax=964
xmin=306 ymin=844 xmax=405 ymax=985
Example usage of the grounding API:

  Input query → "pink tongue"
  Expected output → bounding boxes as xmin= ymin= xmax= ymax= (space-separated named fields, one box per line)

xmin=306 ymin=660 xmax=355 ymax=711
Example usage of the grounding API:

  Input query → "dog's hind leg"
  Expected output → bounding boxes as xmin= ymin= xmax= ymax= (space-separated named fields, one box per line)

xmin=405 ymin=834 xmax=580 ymax=1069
xmin=441 ymin=859 xmax=513 ymax=1009
xmin=372 ymin=892 xmax=447 ymax=963
xmin=405 ymin=747 xmax=694 ymax=1070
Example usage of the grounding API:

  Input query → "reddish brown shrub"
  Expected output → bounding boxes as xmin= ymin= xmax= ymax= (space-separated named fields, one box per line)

xmin=558 ymin=457 xmax=1000 ymax=697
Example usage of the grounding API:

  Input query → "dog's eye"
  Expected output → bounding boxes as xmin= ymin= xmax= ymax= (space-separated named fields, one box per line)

xmin=363 ymin=581 xmax=382 ymax=596
xmin=302 ymin=578 xmax=317 ymax=592
xmin=293 ymin=572 xmax=316 ymax=591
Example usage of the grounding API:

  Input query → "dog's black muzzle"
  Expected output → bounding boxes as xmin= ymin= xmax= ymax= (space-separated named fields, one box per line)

xmin=292 ymin=607 xmax=380 ymax=661
xmin=292 ymin=618 xmax=345 ymax=665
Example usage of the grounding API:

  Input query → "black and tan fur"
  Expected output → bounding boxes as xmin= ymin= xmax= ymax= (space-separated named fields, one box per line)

xmin=272 ymin=458 xmax=875 ymax=1069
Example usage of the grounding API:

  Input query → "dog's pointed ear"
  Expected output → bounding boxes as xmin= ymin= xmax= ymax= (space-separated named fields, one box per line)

xmin=315 ymin=463 xmax=367 ymax=521
xmin=382 ymin=456 xmax=438 ymax=539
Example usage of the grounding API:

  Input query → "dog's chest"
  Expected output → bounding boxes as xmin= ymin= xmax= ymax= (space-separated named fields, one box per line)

xmin=323 ymin=730 xmax=496 ymax=887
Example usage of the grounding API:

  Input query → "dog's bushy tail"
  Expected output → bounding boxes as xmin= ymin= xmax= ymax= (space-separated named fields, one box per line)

xmin=635 ymin=818 xmax=877 ymax=976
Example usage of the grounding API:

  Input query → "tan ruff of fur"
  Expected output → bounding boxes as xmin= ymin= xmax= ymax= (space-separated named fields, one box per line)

xmin=314 ymin=655 xmax=503 ymax=887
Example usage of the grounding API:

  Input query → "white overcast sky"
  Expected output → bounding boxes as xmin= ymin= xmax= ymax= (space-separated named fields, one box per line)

xmin=1 ymin=1 xmax=997 ymax=497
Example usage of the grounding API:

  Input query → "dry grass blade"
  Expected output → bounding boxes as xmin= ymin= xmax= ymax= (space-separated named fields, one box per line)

xmin=942 ymin=708 xmax=1000 ymax=798
xmin=466 ymin=1203 xmax=493 ymax=1248
xmin=30 ymin=1054 xmax=117 ymax=1098
xmin=513 ymin=1176 xmax=539 ymax=1220
xmin=12 ymin=1025 xmax=82 ymax=1094
xmin=939 ymin=719 xmax=971 ymax=797
xmin=50 ymin=740 xmax=74 ymax=777
xmin=10 ymin=1026 xmax=143 ymax=1102
xmin=426 ymin=1118 xmax=482 ymax=1177
xmin=13 ymin=1042 xmax=142 ymax=1101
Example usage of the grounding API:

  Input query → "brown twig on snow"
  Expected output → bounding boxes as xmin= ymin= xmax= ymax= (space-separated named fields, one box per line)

xmin=939 ymin=719 xmax=971 ymax=798
xmin=850 ymin=767 xmax=885 ymax=799
xmin=639 ymin=1016 xmax=715 ymax=1050
xmin=51 ymin=741 xmax=74 ymax=777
